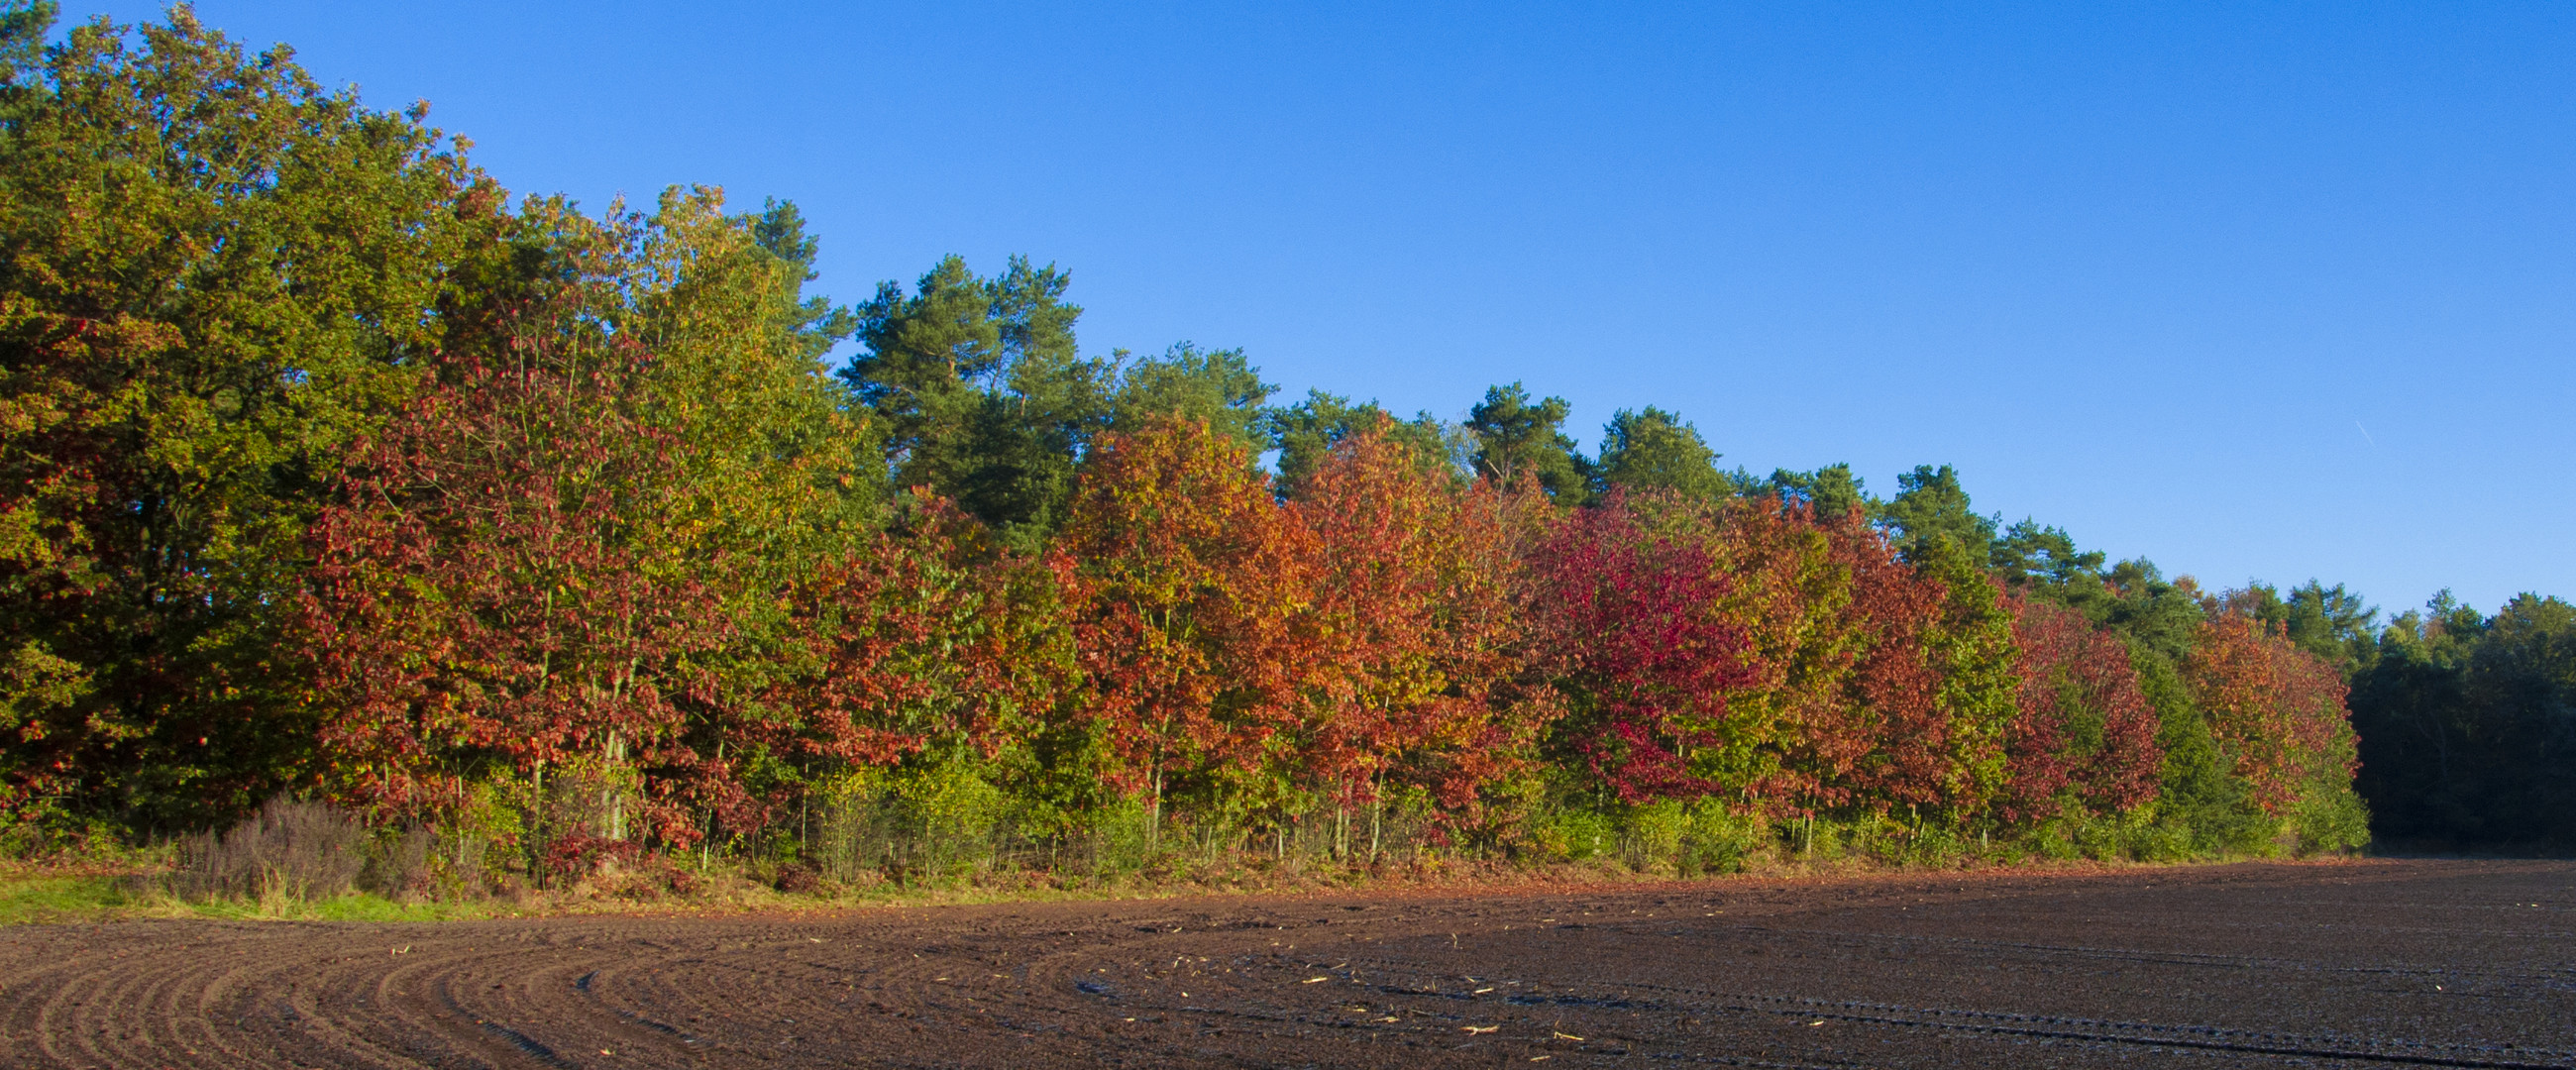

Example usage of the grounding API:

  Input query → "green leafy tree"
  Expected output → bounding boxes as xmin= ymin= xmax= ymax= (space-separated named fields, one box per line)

xmin=2282 ymin=582 xmax=2378 ymax=674
xmin=1465 ymin=382 xmax=1591 ymax=504
xmin=1109 ymin=342 xmax=1273 ymax=453
xmin=1908 ymin=534 xmax=2021 ymax=823
xmin=608 ymin=188 xmax=884 ymax=786
xmin=2453 ymin=594 xmax=2576 ymax=843
xmin=747 ymin=199 xmax=858 ymax=363
xmin=1593 ymin=406 xmax=1727 ymax=500
xmin=1880 ymin=464 xmax=1995 ymax=564
xmin=2093 ymin=559 xmax=2206 ymax=663
xmin=840 ymin=256 xmax=1107 ymax=544
xmin=2352 ymin=592 xmax=2576 ymax=846
xmin=1767 ymin=464 xmax=1870 ymax=521
xmin=1262 ymin=388 xmax=1456 ymax=495
xmin=2348 ymin=593 xmax=2484 ymax=843
xmin=1990 ymin=520 xmax=2108 ymax=609
xmin=0 ymin=5 xmax=497 ymax=830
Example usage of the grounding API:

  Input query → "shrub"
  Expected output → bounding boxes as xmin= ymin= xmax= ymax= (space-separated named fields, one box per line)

xmin=171 ymin=800 xmax=372 ymax=902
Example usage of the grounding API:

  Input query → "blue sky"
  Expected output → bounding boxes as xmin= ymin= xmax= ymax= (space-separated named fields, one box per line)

xmin=70 ymin=2 xmax=2576 ymax=616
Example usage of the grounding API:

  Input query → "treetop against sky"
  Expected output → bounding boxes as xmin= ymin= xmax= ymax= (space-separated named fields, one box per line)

xmin=59 ymin=0 xmax=2576 ymax=611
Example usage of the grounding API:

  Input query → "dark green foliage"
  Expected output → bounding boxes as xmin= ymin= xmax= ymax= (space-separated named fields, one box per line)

xmin=1765 ymin=464 xmax=1869 ymax=520
xmin=1465 ymin=381 xmax=1592 ymax=504
xmin=748 ymin=198 xmax=859 ymax=365
xmin=1261 ymin=389 xmax=1455 ymax=494
xmin=2130 ymin=646 xmax=2272 ymax=855
xmin=2283 ymin=582 xmax=2380 ymax=674
xmin=2099 ymin=560 xmax=2206 ymax=664
xmin=1991 ymin=520 xmax=2107 ymax=606
xmin=839 ymin=255 xmax=1107 ymax=544
xmin=1593 ymin=406 xmax=1727 ymax=501
xmin=1110 ymin=343 xmax=1272 ymax=452
xmin=2351 ymin=593 xmax=2576 ymax=847
xmin=1881 ymin=465 xmax=1996 ymax=564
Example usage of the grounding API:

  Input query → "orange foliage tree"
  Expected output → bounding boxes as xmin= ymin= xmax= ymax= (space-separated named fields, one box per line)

xmin=2185 ymin=610 xmax=2359 ymax=815
xmin=1763 ymin=504 xmax=1965 ymax=820
xmin=1998 ymin=594 xmax=2162 ymax=823
xmin=752 ymin=492 xmax=1079 ymax=828
xmin=1698 ymin=496 xmax=1904 ymax=815
xmin=1059 ymin=416 xmax=1318 ymax=836
xmin=1288 ymin=419 xmax=1557 ymax=838
xmin=299 ymin=334 xmax=729 ymax=844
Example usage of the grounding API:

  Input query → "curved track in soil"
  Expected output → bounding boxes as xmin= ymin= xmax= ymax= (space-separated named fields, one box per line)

xmin=2 ymin=859 xmax=2570 ymax=1069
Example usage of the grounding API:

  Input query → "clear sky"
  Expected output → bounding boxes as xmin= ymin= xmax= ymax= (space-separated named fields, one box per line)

xmin=67 ymin=1 xmax=2576 ymax=617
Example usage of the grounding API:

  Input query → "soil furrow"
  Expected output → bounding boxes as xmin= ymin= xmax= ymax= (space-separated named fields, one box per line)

xmin=2 ymin=859 xmax=2569 ymax=1069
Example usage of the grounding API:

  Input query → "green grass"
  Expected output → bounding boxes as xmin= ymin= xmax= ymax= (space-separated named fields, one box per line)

xmin=0 ymin=872 xmax=490 ymax=924
xmin=167 ymin=892 xmax=482 ymax=923
xmin=0 ymin=874 xmax=140 ymax=924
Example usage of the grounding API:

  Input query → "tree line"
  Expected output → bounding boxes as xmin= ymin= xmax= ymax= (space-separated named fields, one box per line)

xmin=1 ymin=9 xmax=2563 ymax=879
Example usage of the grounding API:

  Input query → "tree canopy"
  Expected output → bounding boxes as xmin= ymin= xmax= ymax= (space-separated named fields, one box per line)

xmin=15 ymin=6 xmax=2557 ymax=877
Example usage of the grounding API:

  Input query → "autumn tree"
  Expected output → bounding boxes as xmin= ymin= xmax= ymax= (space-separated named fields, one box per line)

xmin=757 ymin=491 xmax=1081 ymax=836
xmin=0 ymin=7 xmax=497 ymax=831
xmin=1997 ymin=595 xmax=2162 ymax=824
xmin=1689 ymin=495 xmax=1883 ymax=813
xmin=1287 ymin=419 xmax=1555 ymax=848
xmin=1058 ymin=416 xmax=1317 ymax=838
xmin=301 ymin=188 xmax=869 ymax=846
xmin=1777 ymin=464 xmax=2022 ymax=827
xmin=1528 ymin=491 xmax=1757 ymax=803
xmin=1795 ymin=511 xmax=1950 ymax=818
xmin=2184 ymin=607 xmax=2367 ymax=847
xmin=301 ymin=317 xmax=728 ymax=844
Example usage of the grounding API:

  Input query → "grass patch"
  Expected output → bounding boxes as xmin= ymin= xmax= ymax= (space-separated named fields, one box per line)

xmin=169 ymin=892 xmax=482 ymax=923
xmin=0 ymin=870 xmax=492 ymax=924
xmin=0 ymin=873 xmax=139 ymax=924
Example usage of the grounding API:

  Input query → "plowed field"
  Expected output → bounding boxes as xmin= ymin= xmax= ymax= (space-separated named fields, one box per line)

xmin=2 ymin=859 xmax=2569 ymax=1068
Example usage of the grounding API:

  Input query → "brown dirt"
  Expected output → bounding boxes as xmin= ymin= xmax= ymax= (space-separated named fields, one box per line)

xmin=1 ymin=859 xmax=2569 ymax=1069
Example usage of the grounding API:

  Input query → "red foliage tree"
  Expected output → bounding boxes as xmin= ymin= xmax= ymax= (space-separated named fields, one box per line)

xmin=1058 ymin=416 xmax=1318 ymax=834
xmin=2185 ymin=610 xmax=2358 ymax=815
xmin=1528 ymin=491 xmax=1758 ymax=803
xmin=758 ymin=492 xmax=1077 ymax=809
xmin=1788 ymin=509 xmax=1953 ymax=817
xmin=1288 ymin=420 xmax=1556 ymax=829
xmin=1997 ymin=595 xmax=2162 ymax=823
xmin=300 ymin=324 xmax=730 ymax=845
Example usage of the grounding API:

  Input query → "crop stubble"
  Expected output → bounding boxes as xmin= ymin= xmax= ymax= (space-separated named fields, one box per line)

xmin=0 ymin=859 xmax=2567 ymax=1068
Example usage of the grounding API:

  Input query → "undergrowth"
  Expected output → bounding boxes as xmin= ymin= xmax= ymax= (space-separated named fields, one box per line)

xmin=0 ymin=795 xmax=2362 ymax=925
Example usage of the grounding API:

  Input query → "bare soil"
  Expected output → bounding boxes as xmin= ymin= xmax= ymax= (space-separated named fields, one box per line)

xmin=1 ymin=859 xmax=2569 ymax=1069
